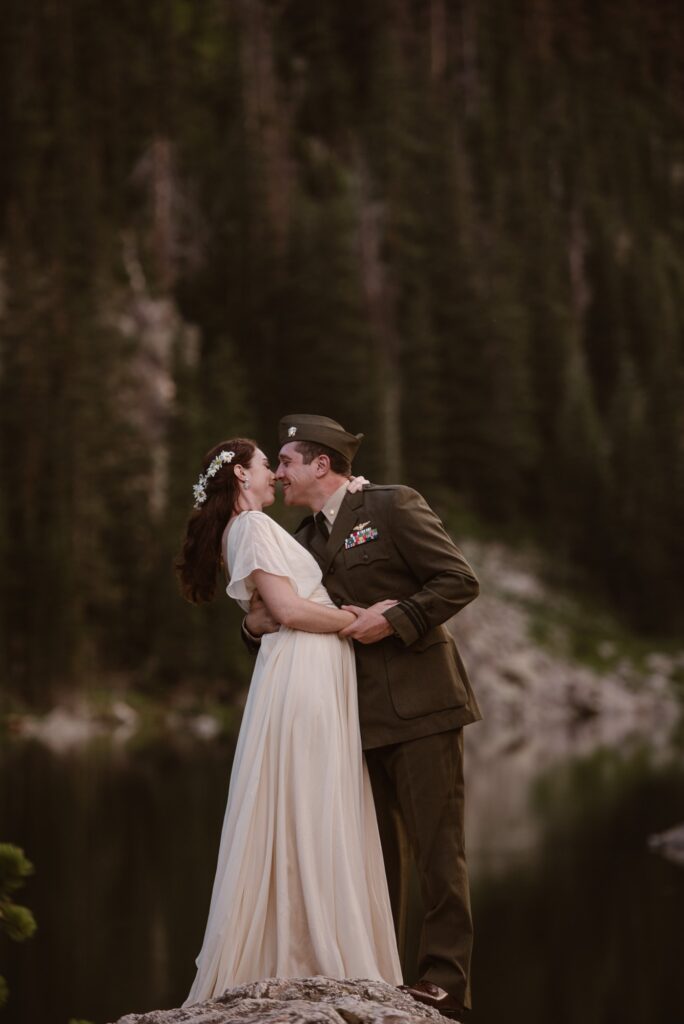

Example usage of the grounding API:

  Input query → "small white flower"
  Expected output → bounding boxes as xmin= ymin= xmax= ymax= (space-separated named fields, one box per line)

xmin=191 ymin=450 xmax=236 ymax=507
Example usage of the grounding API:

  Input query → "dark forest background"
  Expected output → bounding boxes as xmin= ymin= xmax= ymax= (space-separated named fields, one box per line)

xmin=1 ymin=0 xmax=683 ymax=709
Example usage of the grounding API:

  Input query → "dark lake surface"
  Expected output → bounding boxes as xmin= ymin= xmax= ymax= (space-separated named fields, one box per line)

xmin=1 ymin=723 xmax=683 ymax=1024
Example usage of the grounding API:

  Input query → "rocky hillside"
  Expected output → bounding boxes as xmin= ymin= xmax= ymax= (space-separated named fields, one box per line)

xmin=454 ymin=540 xmax=680 ymax=746
xmin=449 ymin=540 xmax=681 ymax=863
xmin=8 ymin=538 xmax=681 ymax=761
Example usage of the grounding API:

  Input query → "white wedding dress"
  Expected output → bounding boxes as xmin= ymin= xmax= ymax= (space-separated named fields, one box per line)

xmin=183 ymin=510 xmax=402 ymax=1004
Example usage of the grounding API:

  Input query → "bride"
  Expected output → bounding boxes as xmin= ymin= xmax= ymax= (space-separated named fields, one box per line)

xmin=175 ymin=437 xmax=402 ymax=1004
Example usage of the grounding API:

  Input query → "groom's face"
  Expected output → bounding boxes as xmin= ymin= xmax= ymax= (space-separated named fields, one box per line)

xmin=275 ymin=442 xmax=318 ymax=506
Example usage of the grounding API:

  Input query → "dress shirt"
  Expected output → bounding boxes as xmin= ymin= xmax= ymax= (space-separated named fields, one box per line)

xmin=318 ymin=481 xmax=351 ymax=534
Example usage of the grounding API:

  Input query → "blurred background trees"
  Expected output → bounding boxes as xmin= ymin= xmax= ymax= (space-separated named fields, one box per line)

xmin=1 ymin=0 xmax=682 ymax=707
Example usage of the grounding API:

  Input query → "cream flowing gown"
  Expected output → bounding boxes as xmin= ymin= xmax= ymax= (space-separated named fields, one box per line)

xmin=183 ymin=511 xmax=402 ymax=1005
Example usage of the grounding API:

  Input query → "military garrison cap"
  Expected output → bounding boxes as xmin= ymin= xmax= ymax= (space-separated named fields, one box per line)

xmin=278 ymin=413 xmax=364 ymax=462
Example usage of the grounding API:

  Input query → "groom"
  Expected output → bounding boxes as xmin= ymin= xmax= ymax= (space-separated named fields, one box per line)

xmin=244 ymin=414 xmax=481 ymax=1021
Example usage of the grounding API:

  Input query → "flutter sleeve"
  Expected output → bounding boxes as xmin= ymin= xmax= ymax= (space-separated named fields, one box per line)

xmin=226 ymin=511 xmax=300 ymax=603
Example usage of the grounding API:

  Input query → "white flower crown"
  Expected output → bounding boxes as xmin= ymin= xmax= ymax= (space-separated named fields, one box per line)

xmin=192 ymin=450 xmax=235 ymax=508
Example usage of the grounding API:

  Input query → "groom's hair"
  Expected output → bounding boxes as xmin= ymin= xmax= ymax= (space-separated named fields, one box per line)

xmin=296 ymin=441 xmax=351 ymax=477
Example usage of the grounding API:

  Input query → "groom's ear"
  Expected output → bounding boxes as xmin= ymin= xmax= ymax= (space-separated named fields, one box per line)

xmin=314 ymin=454 xmax=331 ymax=477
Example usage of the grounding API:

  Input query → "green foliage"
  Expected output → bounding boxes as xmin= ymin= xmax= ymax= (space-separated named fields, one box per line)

xmin=0 ymin=845 xmax=34 ymax=896
xmin=1 ymin=0 xmax=682 ymax=704
xmin=0 ymin=844 xmax=37 ymax=1010
xmin=0 ymin=903 xmax=36 ymax=943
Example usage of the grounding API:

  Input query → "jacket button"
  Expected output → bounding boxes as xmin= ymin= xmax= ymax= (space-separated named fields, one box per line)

xmin=362 ymin=552 xmax=369 ymax=561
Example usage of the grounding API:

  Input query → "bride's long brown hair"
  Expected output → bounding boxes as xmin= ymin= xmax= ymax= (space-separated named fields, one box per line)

xmin=175 ymin=438 xmax=257 ymax=604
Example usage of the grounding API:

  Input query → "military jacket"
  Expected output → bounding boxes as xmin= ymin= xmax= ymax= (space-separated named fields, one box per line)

xmin=295 ymin=484 xmax=482 ymax=749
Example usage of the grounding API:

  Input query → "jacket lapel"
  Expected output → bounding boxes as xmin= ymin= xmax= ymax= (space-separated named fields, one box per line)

xmin=295 ymin=515 xmax=328 ymax=569
xmin=322 ymin=489 xmax=365 ymax=575
xmin=308 ymin=523 xmax=328 ymax=566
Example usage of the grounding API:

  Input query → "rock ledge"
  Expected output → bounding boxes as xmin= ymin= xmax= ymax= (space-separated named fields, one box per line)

xmin=111 ymin=977 xmax=443 ymax=1024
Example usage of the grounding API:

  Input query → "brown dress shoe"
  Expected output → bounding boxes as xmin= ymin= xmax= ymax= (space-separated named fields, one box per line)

xmin=400 ymin=979 xmax=464 ymax=1021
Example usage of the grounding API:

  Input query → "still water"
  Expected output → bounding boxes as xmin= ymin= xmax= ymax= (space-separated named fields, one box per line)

xmin=1 ymin=724 xmax=683 ymax=1024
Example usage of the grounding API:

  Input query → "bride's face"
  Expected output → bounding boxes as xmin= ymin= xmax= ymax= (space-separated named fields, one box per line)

xmin=247 ymin=449 xmax=276 ymax=507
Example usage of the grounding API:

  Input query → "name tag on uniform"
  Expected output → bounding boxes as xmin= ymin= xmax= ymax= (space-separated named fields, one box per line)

xmin=344 ymin=522 xmax=379 ymax=549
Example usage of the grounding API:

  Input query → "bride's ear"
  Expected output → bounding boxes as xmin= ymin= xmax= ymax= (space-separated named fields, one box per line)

xmin=234 ymin=464 xmax=248 ymax=484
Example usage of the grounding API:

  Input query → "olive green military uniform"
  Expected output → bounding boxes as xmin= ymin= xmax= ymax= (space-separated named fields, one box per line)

xmin=295 ymin=481 xmax=480 ymax=1011
xmin=247 ymin=415 xmax=481 ymax=1013
xmin=296 ymin=483 xmax=481 ymax=747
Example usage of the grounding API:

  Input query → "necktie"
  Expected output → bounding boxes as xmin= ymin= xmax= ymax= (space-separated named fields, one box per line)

xmin=314 ymin=511 xmax=329 ymax=539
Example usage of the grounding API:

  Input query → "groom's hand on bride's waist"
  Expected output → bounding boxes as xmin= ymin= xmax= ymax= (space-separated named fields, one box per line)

xmin=244 ymin=593 xmax=280 ymax=638
xmin=338 ymin=600 xmax=399 ymax=643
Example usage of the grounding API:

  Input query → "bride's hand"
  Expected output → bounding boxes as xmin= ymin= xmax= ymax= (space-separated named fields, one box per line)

xmin=339 ymin=599 xmax=399 ymax=642
xmin=347 ymin=475 xmax=370 ymax=494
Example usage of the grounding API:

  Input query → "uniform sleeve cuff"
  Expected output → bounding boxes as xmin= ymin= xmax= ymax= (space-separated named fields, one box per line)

xmin=241 ymin=618 xmax=262 ymax=651
xmin=383 ymin=604 xmax=420 ymax=646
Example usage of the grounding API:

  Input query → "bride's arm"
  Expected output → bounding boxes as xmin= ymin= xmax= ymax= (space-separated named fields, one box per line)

xmin=251 ymin=570 xmax=356 ymax=633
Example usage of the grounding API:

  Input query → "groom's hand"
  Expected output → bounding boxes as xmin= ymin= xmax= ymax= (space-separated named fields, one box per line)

xmin=339 ymin=600 xmax=398 ymax=643
xmin=245 ymin=592 xmax=280 ymax=637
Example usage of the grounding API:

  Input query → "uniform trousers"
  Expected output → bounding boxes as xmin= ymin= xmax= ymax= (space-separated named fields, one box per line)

xmin=365 ymin=728 xmax=472 ymax=1012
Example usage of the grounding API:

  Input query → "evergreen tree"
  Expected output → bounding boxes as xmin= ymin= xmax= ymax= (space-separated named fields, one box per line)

xmin=1 ymin=0 xmax=683 ymax=705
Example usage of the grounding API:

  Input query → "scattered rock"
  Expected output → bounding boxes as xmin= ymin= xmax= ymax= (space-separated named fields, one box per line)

xmin=18 ymin=707 xmax=105 ymax=753
xmin=110 ymin=701 xmax=140 ymax=729
xmin=189 ymin=714 xmax=223 ymax=741
xmin=649 ymin=824 xmax=684 ymax=867
xmin=597 ymin=640 xmax=617 ymax=660
xmin=110 ymin=977 xmax=439 ymax=1024
xmin=644 ymin=652 xmax=675 ymax=675
xmin=14 ymin=700 xmax=142 ymax=751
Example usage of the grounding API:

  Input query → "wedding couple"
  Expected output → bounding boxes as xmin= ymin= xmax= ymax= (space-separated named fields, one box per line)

xmin=175 ymin=414 xmax=481 ymax=1021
